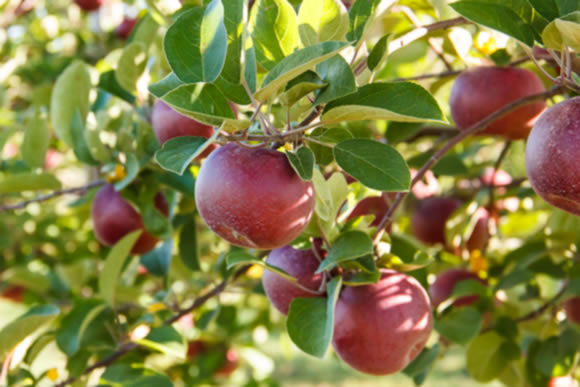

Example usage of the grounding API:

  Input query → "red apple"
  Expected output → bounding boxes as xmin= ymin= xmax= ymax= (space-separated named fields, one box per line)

xmin=465 ymin=208 xmax=490 ymax=253
xmin=1 ymin=286 xmax=24 ymax=302
xmin=332 ymin=270 xmax=433 ymax=375
xmin=564 ymin=297 xmax=580 ymax=324
xmin=549 ymin=376 xmax=579 ymax=387
xmin=186 ymin=340 xmax=207 ymax=359
xmin=346 ymin=196 xmax=389 ymax=227
xmin=480 ymin=168 xmax=512 ymax=187
xmin=215 ymin=349 xmax=239 ymax=376
xmin=44 ymin=149 xmax=64 ymax=170
xmin=115 ymin=17 xmax=137 ymax=40
xmin=411 ymin=169 xmax=439 ymax=199
xmin=262 ymin=245 xmax=324 ymax=315
xmin=450 ymin=66 xmax=546 ymax=140
xmin=74 ymin=0 xmax=103 ymax=11
xmin=411 ymin=197 xmax=461 ymax=246
xmin=429 ymin=269 xmax=486 ymax=308
xmin=91 ymin=184 xmax=169 ymax=255
xmin=526 ymin=97 xmax=580 ymax=216
xmin=195 ymin=143 xmax=315 ymax=249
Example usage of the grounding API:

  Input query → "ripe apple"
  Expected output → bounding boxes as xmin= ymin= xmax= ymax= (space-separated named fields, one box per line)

xmin=74 ymin=0 xmax=103 ymax=11
xmin=450 ymin=66 xmax=546 ymax=140
xmin=480 ymin=168 xmax=512 ymax=187
xmin=411 ymin=197 xmax=461 ymax=246
xmin=215 ymin=349 xmax=239 ymax=377
xmin=465 ymin=208 xmax=490 ymax=253
xmin=526 ymin=97 xmax=580 ymax=216
xmin=564 ymin=297 xmax=580 ymax=324
xmin=262 ymin=245 xmax=324 ymax=315
xmin=195 ymin=143 xmax=315 ymax=249
xmin=549 ymin=376 xmax=579 ymax=387
xmin=1 ymin=286 xmax=24 ymax=302
xmin=186 ymin=340 xmax=207 ymax=359
xmin=115 ymin=17 xmax=137 ymax=40
xmin=429 ymin=269 xmax=486 ymax=308
xmin=346 ymin=196 xmax=389 ymax=227
xmin=332 ymin=270 xmax=433 ymax=375
xmin=91 ymin=184 xmax=169 ymax=255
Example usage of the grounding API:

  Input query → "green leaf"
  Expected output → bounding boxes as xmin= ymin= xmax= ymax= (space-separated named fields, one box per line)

xmin=56 ymin=300 xmax=106 ymax=356
xmin=314 ymin=55 xmax=356 ymax=105
xmin=156 ymin=170 xmax=195 ymax=198
xmin=342 ymin=269 xmax=381 ymax=286
xmin=249 ymin=0 xmax=300 ymax=70
xmin=527 ymin=0 xmax=580 ymax=21
xmin=98 ymin=70 xmax=135 ymax=104
xmin=347 ymin=0 xmax=396 ymax=44
xmin=22 ymin=108 xmax=49 ymax=169
xmin=322 ymin=82 xmax=445 ymax=124
xmin=307 ymin=127 xmax=353 ymax=165
xmin=286 ymin=147 xmax=315 ymax=181
xmin=316 ymin=231 xmax=373 ymax=273
xmin=279 ymin=71 xmax=327 ymax=106
xmin=148 ymin=73 xmax=184 ymax=99
xmin=298 ymin=0 xmax=349 ymax=46
xmin=164 ymin=2 xmax=227 ymax=83
xmin=333 ymin=139 xmax=411 ymax=192
xmin=98 ymin=230 xmax=142 ymax=308
xmin=219 ymin=0 xmax=244 ymax=84
xmin=154 ymin=135 xmax=216 ymax=175
xmin=132 ymin=13 xmax=160 ymax=48
xmin=114 ymin=153 xmax=139 ymax=191
xmin=367 ymin=34 xmax=390 ymax=71
xmin=0 ymin=173 xmax=61 ymax=193
xmin=135 ymin=325 xmax=186 ymax=359
xmin=0 ymin=305 xmax=59 ymax=359
xmin=226 ymin=251 xmax=297 ymax=282
xmin=403 ymin=344 xmax=440 ymax=379
xmin=286 ymin=276 xmax=342 ymax=358
xmin=542 ymin=12 xmax=580 ymax=51
xmin=450 ymin=1 xmax=537 ymax=46
xmin=116 ymin=42 xmax=148 ymax=92
xmin=466 ymin=332 xmax=511 ymax=382
xmin=179 ymin=218 xmax=200 ymax=271
xmin=140 ymin=239 xmax=173 ymax=277
xmin=435 ymin=307 xmax=483 ymax=344
xmin=123 ymin=375 xmax=174 ymax=387
xmin=50 ymin=60 xmax=92 ymax=146
xmin=255 ymin=41 xmax=350 ymax=102
xmin=70 ymin=110 xmax=98 ymax=166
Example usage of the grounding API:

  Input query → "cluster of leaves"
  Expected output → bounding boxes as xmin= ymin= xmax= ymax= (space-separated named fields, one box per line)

xmin=0 ymin=0 xmax=580 ymax=386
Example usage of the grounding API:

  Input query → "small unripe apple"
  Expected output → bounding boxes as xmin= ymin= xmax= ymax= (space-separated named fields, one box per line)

xmin=450 ymin=67 xmax=546 ymax=140
xmin=549 ymin=376 xmax=579 ymax=387
xmin=115 ymin=17 xmax=137 ymax=40
xmin=195 ymin=143 xmax=315 ymax=249
xmin=91 ymin=184 xmax=169 ymax=255
xmin=332 ymin=270 xmax=433 ymax=375
xmin=429 ymin=269 xmax=486 ymax=308
xmin=411 ymin=197 xmax=461 ymax=246
xmin=564 ymin=297 xmax=580 ymax=324
xmin=74 ymin=0 xmax=103 ymax=11
xmin=262 ymin=245 xmax=324 ymax=315
xmin=526 ymin=97 xmax=580 ymax=216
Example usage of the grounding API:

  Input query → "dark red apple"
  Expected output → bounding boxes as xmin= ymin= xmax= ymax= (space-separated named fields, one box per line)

xmin=450 ymin=67 xmax=546 ymax=140
xmin=186 ymin=340 xmax=207 ymax=359
xmin=195 ymin=143 xmax=315 ymax=249
xmin=549 ymin=376 xmax=579 ymax=387
xmin=346 ymin=196 xmax=389 ymax=227
xmin=332 ymin=270 xmax=433 ymax=375
xmin=465 ymin=208 xmax=489 ymax=253
xmin=74 ymin=0 xmax=103 ymax=11
xmin=526 ymin=97 xmax=580 ymax=216
xmin=411 ymin=197 xmax=461 ymax=246
xmin=115 ymin=17 xmax=137 ymax=40
xmin=429 ymin=268 xmax=486 ymax=308
xmin=262 ymin=245 xmax=324 ymax=315
xmin=564 ymin=297 xmax=580 ymax=324
xmin=91 ymin=184 xmax=169 ymax=255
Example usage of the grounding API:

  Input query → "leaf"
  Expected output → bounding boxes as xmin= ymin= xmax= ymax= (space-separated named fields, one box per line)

xmin=56 ymin=300 xmax=106 ymax=356
xmin=435 ymin=307 xmax=483 ymax=344
xmin=70 ymin=110 xmax=98 ymax=166
xmin=279 ymin=71 xmax=327 ymax=106
xmin=542 ymin=12 xmax=580 ymax=51
xmin=249 ymin=0 xmax=300 ymax=70
xmin=403 ymin=344 xmax=440 ymax=380
xmin=135 ymin=325 xmax=186 ymax=360
xmin=307 ymin=127 xmax=353 ymax=165
xmin=123 ymin=375 xmax=174 ymax=387
xmin=219 ymin=0 xmax=244 ymax=84
xmin=154 ymin=135 xmax=216 ymax=175
xmin=164 ymin=2 xmax=227 ymax=83
xmin=156 ymin=170 xmax=195 ymax=198
xmin=116 ymin=42 xmax=148 ymax=92
xmin=132 ymin=13 xmax=160 ymax=48
xmin=179 ymin=218 xmax=200 ymax=271
xmin=99 ymin=230 xmax=142 ymax=308
xmin=347 ymin=0 xmax=396 ymax=44
xmin=0 ymin=173 xmax=61 ymax=193
xmin=367 ymin=34 xmax=390 ymax=71
xmin=114 ymin=153 xmax=139 ymax=191
xmin=140 ymin=239 xmax=173 ymax=277
xmin=0 ymin=305 xmax=60 ymax=359
xmin=466 ymin=332 xmax=511 ymax=382
xmin=22 ymin=108 xmax=49 ymax=169
xmin=148 ymin=73 xmax=184 ymax=99
xmin=98 ymin=70 xmax=135 ymax=104
xmin=316 ymin=231 xmax=373 ymax=273
xmin=450 ymin=1 xmax=537 ymax=46
xmin=286 ymin=276 xmax=342 ymax=358
xmin=255 ymin=41 xmax=350 ymax=102
xmin=286 ymin=147 xmax=314 ymax=181
xmin=322 ymin=82 xmax=445 ymax=124
xmin=50 ymin=60 xmax=92 ymax=146
xmin=342 ymin=270 xmax=381 ymax=286
xmin=314 ymin=55 xmax=356 ymax=105
xmin=527 ymin=0 xmax=580 ymax=21
xmin=298 ymin=0 xmax=349 ymax=46
xmin=226 ymin=251 xmax=297 ymax=282
xmin=333 ymin=139 xmax=411 ymax=192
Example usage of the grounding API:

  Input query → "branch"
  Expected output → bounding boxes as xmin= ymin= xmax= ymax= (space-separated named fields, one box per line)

xmin=515 ymin=281 xmax=568 ymax=324
xmin=0 ymin=180 xmax=106 ymax=212
xmin=373 ymin=86 xmax=564 ymax=245
xmin=388 ymin=17 xmax=468 ymax=55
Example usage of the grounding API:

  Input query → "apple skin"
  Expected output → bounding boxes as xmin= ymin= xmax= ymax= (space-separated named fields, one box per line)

xmin=564 ymin=297 xmax=580 ymax=324
xmin=195 ymin=143 xmax=315 ymax=249
xmin=74 ymin=0 xmax=103 ymax=11
xmin=346 ymin=196 xmax=389 ymax=227
xmin=115 ymin=17 xmax=137 ymax=40
xmin=92 ymin=184 xmax=169 ymax=255
xmin=332 ymin=270 xmax=433 ymax=375
xmin=526 ymin=97 xmax=580 ymax=216
xmin=262 ymin=245 xmax=323 ymax=315
xmin=411 ymin=197 xmax=461 ymax=246
xmin=549 ymin=376 xmax=579 ymax=387
xmin=429 ymin=269 xmax=486 ymax=308
xmin=450 ymin=67 xmax=546 ymax=140
xmin=465 ymin=208 xmax=489 ymax=253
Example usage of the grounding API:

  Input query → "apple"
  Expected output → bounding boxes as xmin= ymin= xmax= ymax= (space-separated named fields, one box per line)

xmin=91 ymin=184 xmax=169 ymax=255
xmin=195 ymin=143 xmax=315 ymax=249
xmin=410 ymin=169 xmax=439 ymax=199
xmin=262 ymin=245 xmax=324 ymax=315
xmin=450 ymin=66 xmax=546 ymax=140
xmin=480 ymin=168 xmax=512 ymax=187
xmin=411 ymin=197 xmax=461 ymax=246
xmin=346 ymin=196 xmax=389 ymax=227
xmin=332 ymin=270 xmax=433 ymax=375
xmin=465 ymin=208 xmax=490 ymax=253
xmin=115 ymin=17 xmax=137 ymax=40
xmin=429 ymin=269 xmax=486 ymax=308
xmin=564 ymin=297 xmax=580 ymax=324
xmin=186 ymin=340 xmax=207 ymax=359
xmin=549 ymin=376 xmax=579 ymax=387
xmin=526 ymin=97 xmax=580 ymax=216
xmin=74 ymin=0 xmax=103 ymax=11
xmin=215 ymin=349 xmax=239 ymax=377
xmin=1 ymin=286 xmax=24 ymax=302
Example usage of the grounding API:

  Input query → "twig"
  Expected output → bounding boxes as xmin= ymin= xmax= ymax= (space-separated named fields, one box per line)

xmin=0 ymin=180 xmax=106 ymax=212
xmin=388 ymin=17 xmax=468 ymax=55
xmin=515 ymin=281 xmax=568 ymax=324
xmin=372 ymin=86 xmax=564 ymax=245
xmin=488 ymin=140 xmax=512 ymax=215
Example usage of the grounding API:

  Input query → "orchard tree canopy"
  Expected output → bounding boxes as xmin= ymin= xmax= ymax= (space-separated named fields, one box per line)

xmin=1 ymin=0 xmax=580 ymax=386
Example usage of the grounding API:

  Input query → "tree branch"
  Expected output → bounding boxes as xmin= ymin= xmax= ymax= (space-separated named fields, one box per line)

xmin=388 ymin=17 xmax=468 ymax=55
xmin=0 ymin=180 xmax=106 ymax=212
